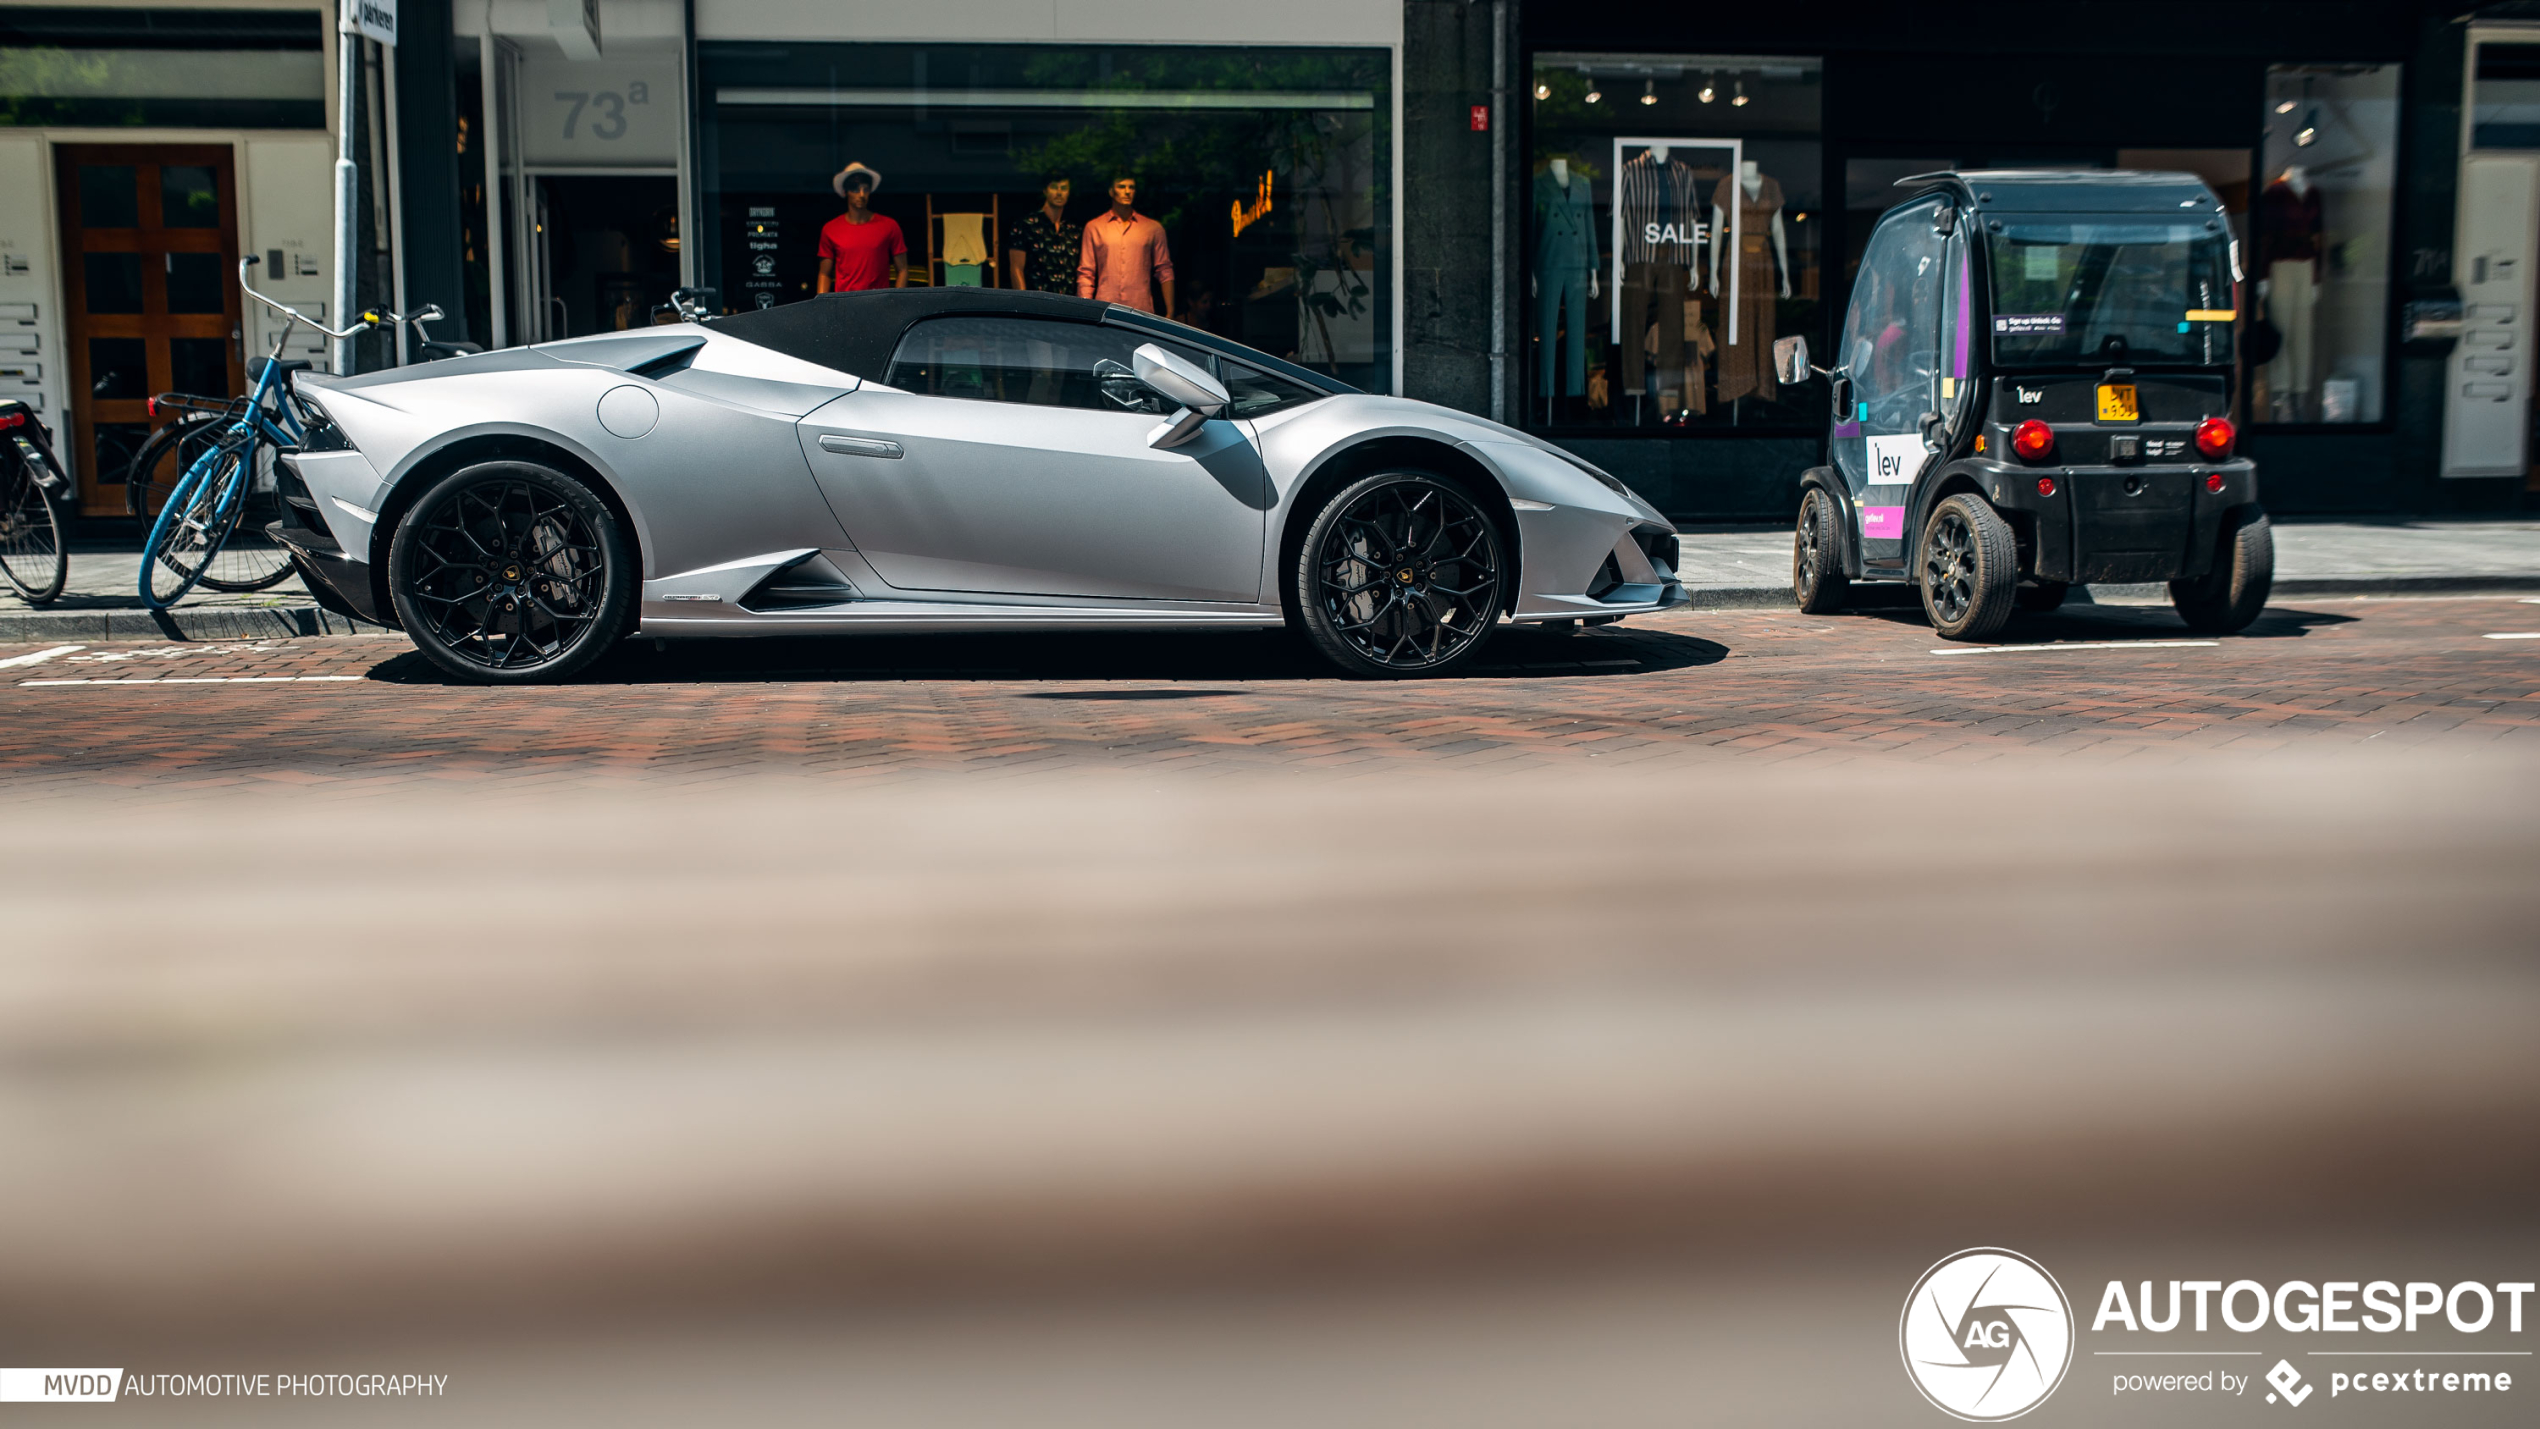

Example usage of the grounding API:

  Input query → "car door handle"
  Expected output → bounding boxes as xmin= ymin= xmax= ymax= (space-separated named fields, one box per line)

xmin=819 ymin=434 xmax=904 ymax=459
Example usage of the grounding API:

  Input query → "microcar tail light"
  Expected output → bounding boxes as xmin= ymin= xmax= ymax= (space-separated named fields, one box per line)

xmin=2037 ymin=476 xmax=2057 ymax=497
xmin=2205 ymin=472 xmax=2225 ymax=494
xmin=2195 ymin=416 xmax=2235 ymax=460
xmin=2011 ymin=419 xmax=2055 ymax=461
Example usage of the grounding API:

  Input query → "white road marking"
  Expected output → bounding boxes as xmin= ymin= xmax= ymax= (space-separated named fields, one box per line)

xmin=2483 ymin=632 xmax=2540 ymax=640
xmin=20 ymin=675 xmax=365 ymax=686
xmin=1930 ymin=640 xmax=2221 ymax=656
xmin=0 ymin=644 xmax=84 ymax=669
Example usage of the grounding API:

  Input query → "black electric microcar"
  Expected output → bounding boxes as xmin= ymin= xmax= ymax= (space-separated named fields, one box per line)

xmin=1774 ymin=170 xmax=2270 ymax=640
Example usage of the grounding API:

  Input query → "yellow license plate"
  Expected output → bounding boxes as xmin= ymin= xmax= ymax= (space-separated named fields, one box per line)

xmin=2097 ymin=383 xmax=2140 ymax=422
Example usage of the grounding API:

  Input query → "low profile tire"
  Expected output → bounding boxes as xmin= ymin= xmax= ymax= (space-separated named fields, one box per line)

xmin=1793 ymin=487 xmax=1850 ymax=614
xmin=388 ymin=460 xmax=635 ymax=684
xmin=1294 ymin=470 xmax=1505 ymax=678
xmin=2016 ymin=580 xmax=2070 ymax=614
xmin=2170 ymin=508 xmax=2274 ymax=633
xmin=1918 ymin=493 xmax=2018 ymax=641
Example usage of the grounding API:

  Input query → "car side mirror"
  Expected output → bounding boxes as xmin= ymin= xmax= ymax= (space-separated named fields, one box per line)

xmin=1773 ymin=335 xmax=1813 ymax=387
xmin=1135 ymin=343 xmax=1230 ymax=449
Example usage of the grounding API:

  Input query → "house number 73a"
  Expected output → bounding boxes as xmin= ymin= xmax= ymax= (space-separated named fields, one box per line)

xmin=556 ymin=82 xmax=648 ymax=140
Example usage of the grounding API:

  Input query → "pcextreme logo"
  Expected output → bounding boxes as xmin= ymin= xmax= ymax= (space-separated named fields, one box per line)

xmin=1901 ymin=1248 xmax=2077 ymax=1422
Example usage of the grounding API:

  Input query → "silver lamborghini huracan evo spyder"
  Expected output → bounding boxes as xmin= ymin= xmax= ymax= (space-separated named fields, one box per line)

xmin=274 ymin=289 xmax=1687 ymax=683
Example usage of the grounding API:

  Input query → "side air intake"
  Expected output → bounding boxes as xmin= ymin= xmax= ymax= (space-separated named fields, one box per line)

xmin=739 ymin=552 xmax=860 ymax=611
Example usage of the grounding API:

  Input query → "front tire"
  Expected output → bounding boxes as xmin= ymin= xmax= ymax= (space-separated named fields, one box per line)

xmin=1793 ymin=487 xmax=1850 ymax=614
xmin=1294 ymin=471 xmax=1504 ymax=678
xmin=387 ymin=461 xmax=634 ymax=684
xmin=0 ymin=440 xmax=67 ymax=604
xmin=2170 ymin=508 xmax=2273 ymax=633
xmin=1918 ymin=493 xmax=2018 ymax=641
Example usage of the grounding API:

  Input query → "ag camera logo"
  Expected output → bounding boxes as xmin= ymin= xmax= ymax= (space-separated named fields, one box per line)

xmin=1901 ymin=1248 xmax=2076 ymax=1421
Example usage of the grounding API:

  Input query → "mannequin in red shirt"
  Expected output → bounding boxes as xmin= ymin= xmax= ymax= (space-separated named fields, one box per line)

xmin=816 ymin=162 xmax=907 ymax=293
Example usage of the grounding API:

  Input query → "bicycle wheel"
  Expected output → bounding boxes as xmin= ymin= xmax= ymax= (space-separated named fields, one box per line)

xmin=126 ymin=410 xmax=225 ymax=521
xmin=141 ymin=441 xmax=248 ymax=608
xmin=0 ymin=438 xmax=68 ymax=604
xmin=194 ymin=441 xmax=295 ymax=592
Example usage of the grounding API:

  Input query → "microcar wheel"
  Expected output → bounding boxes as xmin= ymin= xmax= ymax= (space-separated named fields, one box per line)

xmin=387 ymin=461 xmax=636 ymax=684
xmin=2170 ymin=508 xmax=2273 ymax=633
xmin=1918 ymin=494 xmax=2018 ymax=641
xmin=2016 ymin=580 xmax=2070 ymax=614
xmin=1295 ymin=471 xmax=1504 ymax=678
xmin=1793 ymin=488 xmax=1850 ymax=614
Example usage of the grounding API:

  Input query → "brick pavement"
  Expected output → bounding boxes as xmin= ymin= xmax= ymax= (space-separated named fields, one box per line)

xmin=2 ymin=596 xmax=2537 ymax=792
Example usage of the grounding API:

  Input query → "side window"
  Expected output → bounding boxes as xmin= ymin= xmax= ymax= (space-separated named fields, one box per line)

xmin=883 ymin=315 xmax=1204 ymax=415
xmin=1841 ymin=198 xmax=1947 ymax=443
xmin=1219 ymin=360 xmax=1325 ymax=419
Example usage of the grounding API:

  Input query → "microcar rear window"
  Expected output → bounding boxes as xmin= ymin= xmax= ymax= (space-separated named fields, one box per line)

xmin=1987 ymin=221 xmax=2238 ymax=367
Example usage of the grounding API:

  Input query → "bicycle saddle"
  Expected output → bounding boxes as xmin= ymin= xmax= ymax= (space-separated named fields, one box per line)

xmin=249 ymin=357 xmax=313 ymax=381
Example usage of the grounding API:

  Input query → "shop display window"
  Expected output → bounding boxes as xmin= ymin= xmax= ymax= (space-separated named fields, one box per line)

xmin=2254 ymin=63 xmax=2397 ymax=424
xmin=1527 ymin=53 xmax=1823 ymax=431
xmin=699 ymin=44 xmax=1391 ymax=394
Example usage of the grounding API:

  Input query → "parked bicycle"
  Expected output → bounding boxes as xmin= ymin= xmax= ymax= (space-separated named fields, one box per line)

xmin=137 ymin=258 xmax=458 ymax=608
xmin=0 ymin=395 xmax=70 ymax=604
xmin=127 ymin=304 xmax=473 ymax=598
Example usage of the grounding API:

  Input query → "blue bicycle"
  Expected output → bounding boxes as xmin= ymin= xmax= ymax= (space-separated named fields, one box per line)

xmin=138 ymin=256 xmax=420 ymax=609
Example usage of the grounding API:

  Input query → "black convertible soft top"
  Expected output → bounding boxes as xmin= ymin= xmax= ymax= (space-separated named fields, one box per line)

xmin=709 ymin=288 xmax=1359 ymax=396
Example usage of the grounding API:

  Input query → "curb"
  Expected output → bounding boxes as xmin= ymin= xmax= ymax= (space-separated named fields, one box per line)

xmin=0 ymin=606 xmax=392 ymax=643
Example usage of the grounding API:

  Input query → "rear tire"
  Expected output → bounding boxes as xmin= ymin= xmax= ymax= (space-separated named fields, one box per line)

xmin=2170 ymin=508 xmax=2273 ymax=633
xmin=0 ymin=439 xmax=67 ymax=604
xmin=1918 ymin=493 xmax=2018 ymax=641
xmin=387 ymin=461 xmax=635 ymax=684
xmin=1793 ymin=487 xmax=1850 ymax=614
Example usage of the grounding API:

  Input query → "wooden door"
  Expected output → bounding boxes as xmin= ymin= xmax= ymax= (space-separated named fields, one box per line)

xmin=54 ymin=144 xmax=244 ymax=516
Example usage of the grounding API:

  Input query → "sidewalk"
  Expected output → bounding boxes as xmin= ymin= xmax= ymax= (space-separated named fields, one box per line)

xmin=10 ymin=517 xmax=2540 ymax=640
xmin=1675 ymin=515 xmax=2540 ymax=607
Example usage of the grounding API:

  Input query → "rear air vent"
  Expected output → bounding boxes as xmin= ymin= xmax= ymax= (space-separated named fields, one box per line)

xmin=739 ymin=553 xmax=859 ymax=611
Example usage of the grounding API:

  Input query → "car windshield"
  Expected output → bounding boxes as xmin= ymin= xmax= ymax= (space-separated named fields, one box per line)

xmin=1987 ymin=220 xmax=2236 ymax=367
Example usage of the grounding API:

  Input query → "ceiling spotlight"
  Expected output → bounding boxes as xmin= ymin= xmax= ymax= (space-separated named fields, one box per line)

xmin=2295 ymin=110 xmax=2318 ymax=146
xmin=1585 ymin=85 xmax=1602 ymax=104
xmin=1640 ymin=79 xmax=1657 ymax=106
xmin=1535 ymin=81 xmax=1549 ymax=100
xmin=1698 ymin=74 xmax=1716 ymax=103
xmin=1730 ymin=79 xmax=1749 ymax=107
xmin=2274 ymin=98 xmax=2298 ymax=114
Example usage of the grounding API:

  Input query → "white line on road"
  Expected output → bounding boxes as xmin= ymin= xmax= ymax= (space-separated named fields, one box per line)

xmin=2482 ymin=632 xmax=2540 ymax=640
xmin=0 ymin=644 xmax=84 ymax=669
xmin=1930 ymin=640 xmax=2221 ymax=656
xmin=20 ymin=675 xmax=366 ymax=686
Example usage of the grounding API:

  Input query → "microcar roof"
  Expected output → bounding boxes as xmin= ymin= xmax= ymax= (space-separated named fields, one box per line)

xmin=1894 ymin=169 xmax=2228 ymax=218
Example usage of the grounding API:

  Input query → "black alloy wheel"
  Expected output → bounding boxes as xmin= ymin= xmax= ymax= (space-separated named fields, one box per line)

xmin=1296 ymin=472 xmax=1505 ymax=677
xmin=1793 ymin=488 xmax=1849 ymax=614
xmin=387 ymin=461 xmax=634 ymax=683
xmin=1918 ymin=493 xmax=2017 ymax=641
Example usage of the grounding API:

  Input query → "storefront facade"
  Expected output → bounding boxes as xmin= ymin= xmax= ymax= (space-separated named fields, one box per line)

xmin=1399 ymin=0 xmax=2531 ymax=524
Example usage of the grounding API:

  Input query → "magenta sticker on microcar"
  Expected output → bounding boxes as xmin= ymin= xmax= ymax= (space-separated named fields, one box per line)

xmin=1860 ymin=506 xmax=1905 ymax=540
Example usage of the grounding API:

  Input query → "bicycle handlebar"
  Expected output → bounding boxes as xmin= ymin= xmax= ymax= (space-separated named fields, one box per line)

xmin=239 ymin=255 xmax=376 ymax=341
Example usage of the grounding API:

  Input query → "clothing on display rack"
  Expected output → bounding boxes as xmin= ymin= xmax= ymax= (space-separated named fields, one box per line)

xmin=2258 ymin=171 xmax=2323 ymax=418
xmin=1681 ymin=296 xmax=1714 ymax=416
xmin=1534 ymin=163 xmax=1599 ymax=400
xmin=1616 ymin=149 xmax=1702 ymax=413
xmin=1620 ymin=260 xmax=1690 ymax=402
xmin=1711 ymin=170 xmax=1784 ymax=404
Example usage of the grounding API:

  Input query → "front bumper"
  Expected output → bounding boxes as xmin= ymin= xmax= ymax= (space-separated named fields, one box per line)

xmin=1509 ymin=518 xmax=1687 ymax=621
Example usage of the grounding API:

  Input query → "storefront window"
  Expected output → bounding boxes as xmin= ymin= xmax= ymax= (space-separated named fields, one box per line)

xmin=1526 ymin=53 xmax=1822 ymax=431
xmin=2254 ymin=63 xmax=2397 ymax=424
xmin=697 ymin=44 xmax=1390 ymax=393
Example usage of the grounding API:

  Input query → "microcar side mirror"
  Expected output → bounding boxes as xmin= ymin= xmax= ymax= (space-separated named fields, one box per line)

xmin=1134 ymin=343 xmax=1230 ymax=448
xmin=1773 ymin=336 xmax=1813 ymax=387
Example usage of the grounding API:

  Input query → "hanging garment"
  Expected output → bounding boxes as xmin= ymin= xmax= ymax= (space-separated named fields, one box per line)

xmin=1682 ymin=297 xmax=1714 ymax=416
xmin=2265 ymin=258 xmax=2318 ymax=419
xmin=939 ymin=213 xmax=991 ymax=267
xmin=1620 ymin=261 xmax=1691 ymax=401
xmin=1533 ymin=169 xmax=1599 ymax=398
xmin=1712 ymin=173 xmax=1784 ymax=404
xmin=1618 ymin=154 xmax=1702 ymax=266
